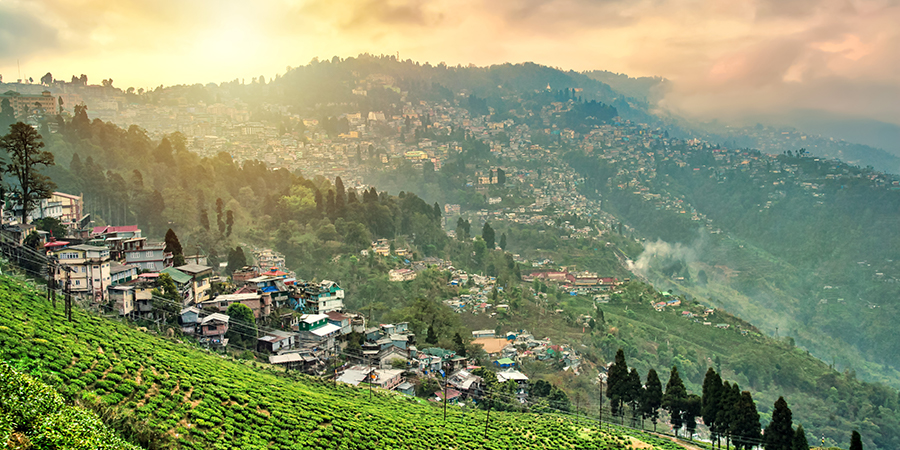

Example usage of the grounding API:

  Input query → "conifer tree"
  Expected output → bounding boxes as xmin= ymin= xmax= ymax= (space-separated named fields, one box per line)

xmin=849 ymin=430 xmax=862 ymax=450
xmin=731 ymin=391 xmax=761 ymax=450
xmin=663 ymin=366 xmax=687 ymax=437
xmin=702 ymin=368 xmax=724 ymax=447
xmin=334 ymin=176 xmax=345 ymax=210
xmin=499 ymin=232 xmax=507 ymax=250
xmin=164 ymin=228 xmax=185 ymax=267
xmin=626 ymin=367 xmax=642 ymax=426
xmin=765 ymin=396 xmax=794 ymax=450
xmin=606 ymin=349 xmax=629 ymax=419
xmin=717 ymin=381 xmax=740 ymax=449
xmin=642 ymin=368 xmax=663 ymax=430
xmin=482 ymin=222 xmax=495 ymax=249
xmin=684 ymin=394 xmax=702 ymax=440
xmin=792 ymin=424 xmax=809 ymax=450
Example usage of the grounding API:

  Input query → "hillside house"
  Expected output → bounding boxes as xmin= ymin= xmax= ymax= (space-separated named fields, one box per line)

xmin=198 ymin=313 xmax=229 ymax=347
xmin=51 ymin=244 xmax=111 ymax=302
xmin=175 ymin=264 xmax=214 ymax=304
xmin=123 ymin=238 xmax=172 ymax=272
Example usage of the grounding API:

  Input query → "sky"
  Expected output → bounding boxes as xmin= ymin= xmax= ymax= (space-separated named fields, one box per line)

xmin=1 ymin=0 xmax=898 ymax=127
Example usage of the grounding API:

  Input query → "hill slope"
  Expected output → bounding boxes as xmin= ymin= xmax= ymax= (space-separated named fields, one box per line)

xmin=0 ymin=275 xmax=683 ymax=450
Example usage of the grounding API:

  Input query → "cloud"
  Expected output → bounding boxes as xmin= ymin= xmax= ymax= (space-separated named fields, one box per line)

xmin=0 ymin=3 xmax=61 ymax=63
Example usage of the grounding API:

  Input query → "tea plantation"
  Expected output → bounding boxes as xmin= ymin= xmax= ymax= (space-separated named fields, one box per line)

xmin=0 ymin=275 xmax=688 ymax=450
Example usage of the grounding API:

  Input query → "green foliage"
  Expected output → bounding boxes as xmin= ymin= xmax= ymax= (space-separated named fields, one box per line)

xmin=2 ymin=121 xmax=56 ymax=224
xmin=0 ymin=361 xmax=141 ymax=449
xmin=0 ymin=275 xmax=682 ymax=450
xmin=766 ymin=396 xmax=794 ymax=450
xmin=225 ymin=302 xmax=257 ymax=348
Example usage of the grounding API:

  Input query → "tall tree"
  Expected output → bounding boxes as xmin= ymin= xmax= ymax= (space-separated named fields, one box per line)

xmin=849 ymin=430 xmax=862 ymax=450
xmin=792 ymin=424 xmax=809 ymax=450
xmin=225 ymin=210 xmax=234 ymax=237
xmin=199 ymin=209 xmax=210 ymax=232
xmin=226 ymin=246 xmax=246 ymax=274
xmin=1 ymin=99 xmax=16 ymax=131
xmin=499 ymin=232 xmax=507 ymax=250
xmin=482 ymin=221 xmax=495 ymax=249
xmin=718 ymin=381 xmax=741 ymax=449
xmin=663 ymin=366 xmax=687 ymax=437
xmin=164 ymin=228 xmax=185 ymax=267
xmin=684 ymin=394 xmax=702 ymax=439
xmin=642 ymin=368 xmax=663 ymax=431
xmin=625 ymin=367 xmax=643 ymax=426
xmin=606 ymin=348 xmax=629 ymax=419
xmin=334 ymin=176 xmax=345 ymax=210
xmin=702 ymin=368 xmax=724 ymax=447
xmin=314 ymin=189 xmax=324 ymax=214
xmin=215 ymin=198 xmax=225 ymax=233
xmin=432 ymin=202 xmax=441 ymax=222
xmin=2 ymin=122 xmax=56 ymax=224
xmin=765 ymin=397 xmax=794 ymax=450
xmin=731 ymin=391 xmax=761 ymax=450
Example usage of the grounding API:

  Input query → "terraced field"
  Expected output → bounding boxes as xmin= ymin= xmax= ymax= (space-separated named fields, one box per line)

xmin=0 ymin=275 xmax=687 ymax=450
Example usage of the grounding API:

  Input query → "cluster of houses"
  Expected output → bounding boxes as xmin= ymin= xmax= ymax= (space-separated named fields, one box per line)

xmin=470 ymin=329 xmax=582 ymax=374
xmin=523 ymin=270 xmax=620 ymax=291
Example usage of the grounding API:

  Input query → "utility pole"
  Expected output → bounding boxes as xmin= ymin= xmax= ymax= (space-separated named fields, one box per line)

xmin=599 ymin=380 xmax=603 ymax=430
xmin=64 ymin=268 xmax=72 ymax=322
xmin=483 ymin=391 xmax=492 ymax=441
xmin=47 ymin=258 xmax=56 ymax=308
xmin=443 ymin=371 xmax=448 ymax=423
xmin=332 ymin=338 xmax=337 ymax=387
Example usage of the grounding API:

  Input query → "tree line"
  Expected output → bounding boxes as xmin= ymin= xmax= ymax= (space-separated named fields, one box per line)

xmin=604 ymin=348 xmax=871 ymax=449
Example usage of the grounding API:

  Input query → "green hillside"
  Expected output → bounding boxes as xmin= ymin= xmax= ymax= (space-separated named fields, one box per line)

xmin=0 ymin=275 xmax=686 ymax=450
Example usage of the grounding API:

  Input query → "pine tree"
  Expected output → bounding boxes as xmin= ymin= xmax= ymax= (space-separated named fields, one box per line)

xmin=702 ymin=368 xmax=724 ymax=447
xmin=334 ymin=176 xmax=345 ymax=210
xmin=684 ymin=394 xmax=702 ymax=440
xmin=642 ymin=368 xmax=663 ymax=431
xmin=314 ymin=189 xmax=324 ymax=214
xmin=499 ymin=232 xmax=507 ymax=250
xmin=663 ymin=366 xmax=687 ymax=437
xmin=626 ymin=367 xmax=642 ymax=426
xmin=606 ymin=349 xmax=629 ymax=419
xmin=425 ymin=322 xmax=438 ymax=345
xmin=715 ymin=381 xmax=736 ymax=448
xmin=792 ymin=424 xmax=809 ymax=450
xmin=482 ymin=222 xmax=495 ymax=249
xmin=164 ymin=228 xmax=185 ymax=267
xmin=731 ymin=391 xmax=761 ymax=450
xmin=433 ymin=202 xmax=441 ymax=222
xmin=849 ymin=430 xmax=862 ymax=450
xmin=765 ymin=397 xmax=794 ymax=450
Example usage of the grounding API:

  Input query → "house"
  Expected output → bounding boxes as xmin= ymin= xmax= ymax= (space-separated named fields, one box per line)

xmin=493 ymin=358 xmax=516 ymax=368
xmin=198 ymin=313 xmax=229 ymax=347
xmin=175 ymin=264 xmax=214 ymax=304
xmin=107 ymin=285 xmax=136 ymax=316
xmin=472 ymin=329 xmax=495 ymax=338
xmin=448 ymin=369 xmax=483 ymax=399
xmin=297 ymin=280 xmax=344 ymax=314
xmin=179 ymin=306 xmax=200 ymax=334
xmin=377 ymin=346 xmax=409 ymax=369
xmin=232 ymin=266 xmax=260 ymax=285
xmin=471 ymin=337 xmax=508 ymax=357
xmin=123 ymin=238 xmax=171 ymax=272
xmin=434 ymin=388 xmax=462 ymax=404
xmin=296 ymin=314 xmax=342 ymax=349
xmin=201 ymin=292 xmax=269 ymax=319
xmin=257 ymin=330 xmax=297 ymax=353
xmin=109 ymin=261 xmax=139 ymax=286
xmin=394 ymin=381 xmax=415 ymax=396
xmin=496 ymin=369 xmax=529 ymax=401
xmin=51 ymin=244 xmax=111 ymax=302
xmin=326 ymin=311 xmax=351 ymax=336
xmin=388 ymin=268 xmax=417 ymax=282
xmin=160 ymin=267 xmax=194 ymax=304
xmin=50 ymin=192 xmax=83 ymax=229
xmin=269 ymin=350 xmax=323 ymax=373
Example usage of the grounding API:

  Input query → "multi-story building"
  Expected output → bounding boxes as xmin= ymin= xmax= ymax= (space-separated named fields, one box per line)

xmin=123 ymin=238 xmax=171 ymax=272
xmin=51 ymin=244 xmax=111 ymax=302
xmin=298 ymin=280 xmax=344 ymax=314
xmin=0 ymin=90 xmax=57 ymax=117
xmin=50 ymin=192 xmax=83 ymax=228
xmin=175 ymin=264 xmax=214 ymax=304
